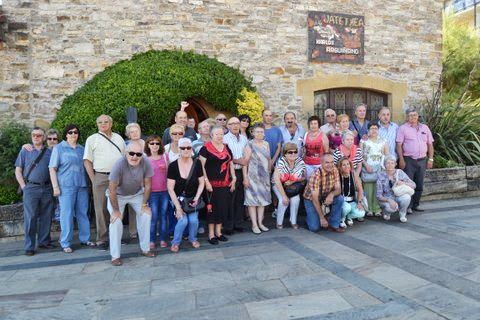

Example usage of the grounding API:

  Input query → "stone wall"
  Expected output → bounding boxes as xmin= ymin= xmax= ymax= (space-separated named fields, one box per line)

xmin=0 ymin=0 xmax=443 ymax=127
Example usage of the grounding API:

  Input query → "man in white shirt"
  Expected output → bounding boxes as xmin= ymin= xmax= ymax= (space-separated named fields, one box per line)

xmin=320 ymin=108 xmax=337 ymax=134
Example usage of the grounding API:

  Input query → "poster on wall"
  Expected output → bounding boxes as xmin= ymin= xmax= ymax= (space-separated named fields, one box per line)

xmin=308 ymin=11 xmax=364 ymax=64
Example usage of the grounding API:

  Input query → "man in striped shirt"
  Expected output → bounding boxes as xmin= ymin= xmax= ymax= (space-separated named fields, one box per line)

xmin=303 ymin=153 xmax=345 ymax=233
xmin=223 ymin=117 xmax=248 ymax=234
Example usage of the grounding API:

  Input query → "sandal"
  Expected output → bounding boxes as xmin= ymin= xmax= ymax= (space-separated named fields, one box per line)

xmin=81 ymin=241 xmax=96 ymax=247
xmin=149 ymin=242 xmax=156 ymax=250
xmin=62 ymin=247 xmax=73 ymax=253
xmin=191 ymin=240 xmax=200 ymax=249
xmin=160 ymin=241 xmax=168 ymax=248
xmin=291 ymin=224 xmax=299 ymax=230
xmin=276 ymin=225 xmax=283 ymax=230
xmin=170 ymin=244 xmax=180 ymax=253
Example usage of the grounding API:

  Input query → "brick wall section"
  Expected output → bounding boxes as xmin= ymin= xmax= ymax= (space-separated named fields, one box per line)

xmin=0 ymin=0 xmax=443 ymax=127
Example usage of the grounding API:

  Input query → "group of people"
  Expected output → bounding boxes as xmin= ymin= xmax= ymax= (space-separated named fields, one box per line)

xmin=15 ymin=101 xmax=434 ymax=266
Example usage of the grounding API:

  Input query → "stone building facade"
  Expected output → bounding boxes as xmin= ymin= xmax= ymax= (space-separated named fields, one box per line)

xmin=0 ymin=0 xmax=443 ymax=128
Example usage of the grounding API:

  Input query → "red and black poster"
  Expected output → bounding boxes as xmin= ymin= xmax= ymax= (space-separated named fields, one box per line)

xmin=308 ymin=11 xmax=364 ymax=64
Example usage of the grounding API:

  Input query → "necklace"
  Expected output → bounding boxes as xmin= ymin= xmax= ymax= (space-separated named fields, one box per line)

xmin=340 ymin=174 xmax=352 ymax=197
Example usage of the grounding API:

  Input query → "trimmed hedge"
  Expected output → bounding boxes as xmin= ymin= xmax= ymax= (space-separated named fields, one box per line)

xmin=0 ymin=121 xmax=31 ymax=181
xmin=52 ymin=49 xmax=254 ymax=142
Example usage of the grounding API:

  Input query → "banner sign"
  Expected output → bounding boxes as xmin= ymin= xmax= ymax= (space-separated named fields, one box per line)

xmin=308 ymin=11 xmax=364 ymax=64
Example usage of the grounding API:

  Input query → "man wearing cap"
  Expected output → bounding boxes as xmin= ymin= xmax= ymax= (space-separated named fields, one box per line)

xmin=15 ymin=127 xmax=54 ymax=256
xmin=223 ymin=117 xmax=248 ymax=234
xmin=84 ymin=114 xmax=126 ymax=250
xmin=396 ymin=108 xmax=434 ymax=213
xmin=107 ymin=141 xmax=155 ymax=266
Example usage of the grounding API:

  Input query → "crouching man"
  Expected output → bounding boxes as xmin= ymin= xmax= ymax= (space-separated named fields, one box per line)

xmin=303 ymin=153 xmax=345 ymax=233
xmin=107 ymin=141 xmax=155 ymax=266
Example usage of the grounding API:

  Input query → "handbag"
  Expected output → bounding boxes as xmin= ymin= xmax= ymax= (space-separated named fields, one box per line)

xmin=392 ymin=170 xmax=415 ymax=197
xmin=178 ymin=158 xmax=205 ymax=213
xmin=17 ymin=147 xmax=48 ymax=196
xmin=284 ymin=180 xmax=306 ymax=198
xmin=361 ymin=163 xmax=381 ymax=182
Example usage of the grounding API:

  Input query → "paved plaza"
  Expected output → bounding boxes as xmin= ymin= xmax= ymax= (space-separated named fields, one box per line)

xmin=0 ymin=197 xmax=480 ymax=319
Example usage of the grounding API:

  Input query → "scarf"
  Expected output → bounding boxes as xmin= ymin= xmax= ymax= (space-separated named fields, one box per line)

xmin=339 ymin=144 xmax=358 ymax=163
xmin=205 ymin=141 xmax=232 ymax=186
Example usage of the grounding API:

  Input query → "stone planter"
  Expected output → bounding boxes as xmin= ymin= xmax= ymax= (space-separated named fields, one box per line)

xmin=423 ymin=165 xmax=480 ymax=200
xmin=0 ymin=202 xmax=24 ymax=238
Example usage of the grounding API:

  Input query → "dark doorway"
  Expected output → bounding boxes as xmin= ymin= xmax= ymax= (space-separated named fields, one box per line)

xmin=168 ymin=97 xmax=212 ymax=131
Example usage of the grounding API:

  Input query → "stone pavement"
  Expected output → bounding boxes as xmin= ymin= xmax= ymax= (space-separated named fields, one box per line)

xmin=1 ymin=197 xmax=480 ymax=320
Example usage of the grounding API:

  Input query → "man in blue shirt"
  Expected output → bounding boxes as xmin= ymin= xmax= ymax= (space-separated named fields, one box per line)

xmin=15 ymin=127 xmax=54 ymax=256
xmin=377 ymin=106 xmax=398 ymax=159
xmin=262 ymin=109 xmax=283 ymax=164
xmin=279 ymin=111 xmax=306 ymax=157
xmin=349 ymin=103 xmax=370 ymax=141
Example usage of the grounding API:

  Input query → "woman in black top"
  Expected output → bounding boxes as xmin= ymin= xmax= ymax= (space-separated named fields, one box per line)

xmin=199 ymin=125 xmax=236 ymax=245
xmin=167 ymin=138 xmax=204 ymax=253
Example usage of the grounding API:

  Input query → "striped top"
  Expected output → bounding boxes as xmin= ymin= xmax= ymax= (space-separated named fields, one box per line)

xmin=332 ymin=144 xmax=363 ymax=169
xmin=271 ymin=156 xmax=306 ymax=186
xmin=223 ymin=131 xmax=248 ymax=169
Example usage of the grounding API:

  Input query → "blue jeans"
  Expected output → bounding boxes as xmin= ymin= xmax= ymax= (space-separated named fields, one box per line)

xmin=59 ymin=186 xmax=90 ymax=248
xmin=149 ymin=191 xmax=169 ymax=243
xmin=304 ymin=195 xmax=344 ymax=231
xmin=172 ymin=211 xmax=199 ymax=245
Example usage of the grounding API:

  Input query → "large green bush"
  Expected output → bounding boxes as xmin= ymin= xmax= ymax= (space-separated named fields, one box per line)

xmin=52 ymin=49 xmax=253 ymax=142
xmin=0 ymin=121 xmax=31 ymax=181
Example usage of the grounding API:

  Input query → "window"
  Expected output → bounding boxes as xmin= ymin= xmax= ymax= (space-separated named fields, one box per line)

xmin=314 ymin=88 xmax=388 ymax=122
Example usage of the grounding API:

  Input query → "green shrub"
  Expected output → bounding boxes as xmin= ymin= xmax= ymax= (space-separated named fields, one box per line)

xmin=433 ymin=155 xmax=462 ymax=169
xmin=0 ymin=184 xmax=22 ymax=205
xmin=52 ymin=49 xmax=254 ymax=143
xmin=0 ymin=121 xmax=31 ymax=180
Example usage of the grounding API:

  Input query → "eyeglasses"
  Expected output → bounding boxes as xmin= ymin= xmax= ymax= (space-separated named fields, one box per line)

xmin=32 ymin=133 xmax=44 ymax=138
xmin=128 ymin=152 xmax=143 ymax=157
xmin=216 ymin=118 xmax=227 ymax=121
xmin=149 ymin=142 xmax=160 ymax=146
xmin=47 ymin=137 xmax=58 ymax=141
xmin=286 ymin=150 xmax=298 ymax=155
xmin=179 ymin=146 xmax=192 ymax=150
xmin=67 ymin=130 xmax=78 ymax=135
xmin=171 ymin=132 xmax=184 ymax=136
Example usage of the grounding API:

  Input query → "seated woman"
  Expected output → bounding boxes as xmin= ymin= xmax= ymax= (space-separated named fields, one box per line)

xmin=376 ymin=155 xmax=416 ymax=222
xmin=272 ymin=142 xmax=306 ymax=229
xmin=167 ymin=138 xmax=205 ymax=252
xmin=337 ymin=157 xmax=366 ymax=228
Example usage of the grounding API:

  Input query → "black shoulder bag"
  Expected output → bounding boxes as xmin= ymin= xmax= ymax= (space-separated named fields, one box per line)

xmin=17 ymin=147 xmax=48 ymax=195
xmin=98 ymin=133 xmax=122 ymax=154
xmin=178 ymin=159 xmax=205 ymax=213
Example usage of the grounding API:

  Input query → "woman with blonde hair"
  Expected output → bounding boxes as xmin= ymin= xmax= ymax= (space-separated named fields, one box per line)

xmin=328 ymin=114 xmax=358 ymax=150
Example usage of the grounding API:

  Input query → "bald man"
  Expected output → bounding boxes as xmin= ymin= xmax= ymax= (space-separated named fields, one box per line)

xmin=162 ymin=109 xmax=198 ymax=145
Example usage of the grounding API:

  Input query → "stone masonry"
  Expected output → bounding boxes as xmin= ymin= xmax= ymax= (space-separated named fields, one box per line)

xmin=0 ymin=0 xmax=443 ymax=126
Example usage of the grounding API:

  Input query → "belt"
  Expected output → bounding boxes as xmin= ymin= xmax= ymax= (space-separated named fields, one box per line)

xmin=344 ymin=196 xmax=354 ymax=202
xmin=95 ymin=171 xmax=110 ymax=175
xmin=27 ymin=180 xmax=51 ymax=186
xmin=405 ymin=156 xmax=426 ymax=161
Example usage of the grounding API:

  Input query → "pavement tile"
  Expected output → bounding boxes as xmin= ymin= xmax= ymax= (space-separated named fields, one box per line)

xmin=8 ymin=263 xmax=86 ymax=281
xmin=152 ymin=248 xmax=224 ymax=266
xmin=189 ymin=255 xmax=265 ymax=276
xmin=335 ymin=285 xmax=383 ymax=308
xmin=150 ymin=271 xmax=235 ymax=295
xmin=220 ymin=242 xmax=284 ymax=259
xmin=245 ymin=289 xmax=352 ymax=320
xmin=194 ymin=279 xmax=290 ymax=309
xmin=231 ymin=260 xmax=316 ymax=284
xmin=280 ymin=273 xmax=350 ymax=295
xmin=0 ymin=289 xmax=67 ymax=311
xmin=1 ymin=301 xmax=98 ymax=320
xmin=114 ymin=262 xmax=190 ymax=282
xmin=169 ymin=303 xmax=250 ymax=320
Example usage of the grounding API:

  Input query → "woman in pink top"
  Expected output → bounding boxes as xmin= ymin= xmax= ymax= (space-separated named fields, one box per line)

xmin=303 ymin=116 xmax=329 ymax=178
xmin=328 ymin=114 xmax=359 ymax=150
xmin=145 ymin=135 xmax=169 ymax=249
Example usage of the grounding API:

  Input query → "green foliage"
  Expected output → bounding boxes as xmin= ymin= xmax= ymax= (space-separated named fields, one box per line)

xmin=0 ymin=121 xmax=30 ymax=180
xmin=52 ymin=50 xmax=253 ymax=143
xmin=0 ymin=185 xmax=21 ymax=205
xmin=442 ymin=8 xmax=480 ymax=104
xmin=420 ymin=95 xmax=480 ymax=166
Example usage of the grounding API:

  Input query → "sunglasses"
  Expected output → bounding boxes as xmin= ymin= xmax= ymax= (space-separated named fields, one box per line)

xmin=47 ymin=137 xmax=58 ymax=141
xmin=216 ymin=118 xmax=227 ymax=121
xmin=149 ymin=142 xmax=160 ymax=146
xmin=241 ymin=119 xmax=250 ymax=122
xmin=171 ymin=132 xmax=184 ymax=136
xmin=67 ymin=130 xmax=78 ymax=135
xmin=32 ymin=133 xmax=44 ymax=138
xmin=128 ymin=152 xmax=143 ymax=157
xmin=286 ymin=150 xmax=298 ymax=155
xmin=179 ymin=146 xmax=192 ymax=150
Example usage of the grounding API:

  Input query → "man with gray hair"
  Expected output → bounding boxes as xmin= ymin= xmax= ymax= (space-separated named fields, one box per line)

xmin=84 ymin=114 xmax=126 ymax=250
xmin=15 ymin=127 xmax=54 ymax=256
xmin=349 ymin=103 xmax=370 ymax=141
xmin=320 ymin=108 xmax=337 ymax=134
xmin=396 ymin=107 xmax=434 ymax=213
xmin=162 ymin=103 xmax=198 ymax=145
xmin=107 ymin=141 xmax=155 ymax=266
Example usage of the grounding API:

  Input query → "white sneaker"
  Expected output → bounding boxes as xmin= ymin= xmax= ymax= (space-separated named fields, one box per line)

xmin=407 ymin=208 xmax=413 ymax=214
xmin=198 ymin=227 xmax=205 ymax=234
xmin=252 ymin=226 xmax=261 ymax=234
xmin=340 ymin=221 xmax=347 ymax=228
xmin=259 ymin=225 xmax=269 ymax=232
xmin=400 ymin=217 xmax=407 ymax=223
xmin=366 ymin=211 xmax=374 ymax=217
xmin=383 ymin=214 xmax=390 ymax=221
xmin=346 ymin=218 xmax=354 ymax=226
